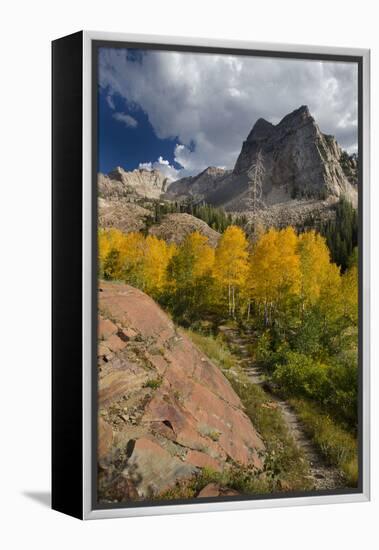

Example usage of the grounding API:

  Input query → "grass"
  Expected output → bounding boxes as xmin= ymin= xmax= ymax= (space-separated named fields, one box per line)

xmin=157 ymin=465 xmax=271 ymax=500
xmin=289 ymin=398 xmax=358 ymax=487
xmin=226 ymin=373 xmax=312 ymax=492
xmin=143 ymin=377 xmax=162 ymax=390
xmin=184 ymin=330 xmax=235 ymax=371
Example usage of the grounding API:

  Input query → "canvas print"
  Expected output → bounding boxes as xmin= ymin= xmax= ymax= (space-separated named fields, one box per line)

xmin=96 ymin=45 xmax=359 ymax=505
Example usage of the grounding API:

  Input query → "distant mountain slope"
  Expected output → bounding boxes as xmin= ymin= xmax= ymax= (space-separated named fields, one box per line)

xmin=165 ymin=166 xmax=231 ymax=202
xmin=98 ymin=198 xmax=221 ymax=246
xmin=98 ymin=167 xmax=169 ymax=200
xmin=148 ymin=212 xmax=221 ymax=246
xmin=98 ymin=198 xmax=151 ymax=234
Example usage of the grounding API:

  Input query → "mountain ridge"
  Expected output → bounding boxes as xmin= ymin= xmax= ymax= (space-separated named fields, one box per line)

xmin=98 ymin=106 xmax=358 ymax=213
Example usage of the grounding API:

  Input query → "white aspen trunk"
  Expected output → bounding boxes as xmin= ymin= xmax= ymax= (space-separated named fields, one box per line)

xmin=232 ymin=286 xmax=235 ymax=319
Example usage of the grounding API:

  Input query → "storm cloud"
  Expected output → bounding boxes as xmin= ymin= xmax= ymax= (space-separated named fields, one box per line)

xmin=99 ymin=47 xmax=358 ymax=178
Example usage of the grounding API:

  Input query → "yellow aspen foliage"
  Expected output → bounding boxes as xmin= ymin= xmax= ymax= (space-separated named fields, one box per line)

xmin=143 ymin=235 xmax=172 ymax=295
xmin=297 ymin=230 xmax=331 ymax=307
xmin=99 ymin=228 xmax=130 ymax=280
xmin=168 ymin=231 xmax=214 ymax=286
xmin=187 ymin=231 xmax=215 ymax=278
xmin=318 ymin=262 xmax=343 ymax=325
xmin=214 ymin=225 xmax=248 ymax=317
xmin=341 ymin=265 xmax=358 ymax=325
xmin=98 ymin=229 xmax=171 ymax=297
xmin=98 ymin=228 xmax=111 ymax=268
xmin=119 ymin=232 xmax=146 ymax=286
xmin=249 ymin=227 xmax=300 ymax=315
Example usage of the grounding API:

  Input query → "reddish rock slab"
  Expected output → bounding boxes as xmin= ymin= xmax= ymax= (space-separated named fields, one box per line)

xmin=99 ymin=364 xmax=148 ymax=406
xmin=143 ymin=391 xmax=226 ymax=460
xmin=145 ymin=352 xmax=169 ymax=375
xmin=192 ymin=357 xmax=242 ymax=409
xmin=98 ymin=418 xmax=113 ymax=461
xmin=98 ymin=342 xmax=112 ymax=359
xmin=197 ymin=483 xmax=239 ymax=498
xmin=197 ymin=483 xmax=222 ymax=498
xmin=99 ymin=283 xmax=176 ymax=346
xmin=121 ymin=327 xmax=138 ymax=340
xmin=106 ymin=333 xmax=127 ymax=353
xmin=185 ymin=379 xmax=264 ymax=466
xmin=97 ymin=281 xmax=266 ymax=500
xmin=123 ymin=437 xmax=196 ymax=497
xmin=99 ymin=317 xmax=117 ymax=340
xmin=185 ymin=450 xmax=223 ymax=472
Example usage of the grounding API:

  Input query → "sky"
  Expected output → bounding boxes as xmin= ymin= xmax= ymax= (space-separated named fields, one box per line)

xmin=98 ymin=47 xmax=358 ymax=180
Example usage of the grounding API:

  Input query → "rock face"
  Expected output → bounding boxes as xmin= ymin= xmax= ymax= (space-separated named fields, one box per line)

xmin=232 ymin=105 xmax=357 ymax=205
xmin=165 ymin=166 xmax=231 ymax=202
xmin=164 ymin=106 xmax=357 ymax=211
xmin=98 ymin=167 xmax=169 ymax=200
xmin=148 ymin=212 xmax=221 ymax=247
xmin=97 ymin=281 xmax=264 ymax=502
xmin=98 ymin=198 xmax=151 ymax=233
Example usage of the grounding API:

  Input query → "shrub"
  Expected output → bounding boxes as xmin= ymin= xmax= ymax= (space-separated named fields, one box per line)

xmin=272 ymin=350 xmax=358 ymax=428
xmin=272 ymin=352 xmax=330 ymax=402
xmin=290 ymin=398 xmax=358 ymax=486
xmin=143 ymin=377 xmax=162 ymax=390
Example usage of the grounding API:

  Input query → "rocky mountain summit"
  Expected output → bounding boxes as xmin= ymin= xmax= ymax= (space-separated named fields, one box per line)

xmin=98 ymin=281 xmax=264 ymax=501
xmin=231 ymin=105 xmax=357 ymax=205
xmin=175 ymin=106 xmax=357 ymax=211
xmin=98 ymin=166 xmax=169 ymax=200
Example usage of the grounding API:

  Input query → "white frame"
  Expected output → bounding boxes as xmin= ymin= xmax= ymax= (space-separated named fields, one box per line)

xmin=82 ymin=31 xmax=370 ymax=520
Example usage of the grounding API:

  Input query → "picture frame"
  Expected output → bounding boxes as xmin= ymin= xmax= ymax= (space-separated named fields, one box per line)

xmin=52 ymin=30 xmax=370 ymax=520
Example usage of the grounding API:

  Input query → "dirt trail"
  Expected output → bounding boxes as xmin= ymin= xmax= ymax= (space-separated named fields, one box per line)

xmin=219 ymin=326 xmax=345 ymax=491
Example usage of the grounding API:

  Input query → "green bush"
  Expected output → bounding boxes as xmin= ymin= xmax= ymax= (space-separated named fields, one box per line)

xmin=272 ymin=352 xmax=330 ymax=401
xmin=272 ymin=350 xmax=358 ymax=428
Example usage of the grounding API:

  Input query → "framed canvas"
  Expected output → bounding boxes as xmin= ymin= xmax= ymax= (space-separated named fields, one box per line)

xmin=52 ymin=31 xmax=370 ymax=520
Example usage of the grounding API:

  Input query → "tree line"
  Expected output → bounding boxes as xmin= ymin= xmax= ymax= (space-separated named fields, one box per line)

xmin=99 ymin=224 xmax=357 ymax=334
xmin=143 ymin=200 xmax=248 ymax=233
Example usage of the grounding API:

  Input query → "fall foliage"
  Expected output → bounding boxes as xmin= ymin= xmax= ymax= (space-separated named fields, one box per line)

xmin=98 ymin=223 xmax=359 ymax=457
xmin=98 ymin=225 xmax=358 ymax=336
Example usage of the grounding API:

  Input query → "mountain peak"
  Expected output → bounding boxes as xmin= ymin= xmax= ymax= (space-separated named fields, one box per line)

xmin=246 ymin=118 xmax=275 ymax=142
xmin=232 ymin=105 xmax=356 ymax=204
xmin=277 ymin=105 xmax=313 ymax=128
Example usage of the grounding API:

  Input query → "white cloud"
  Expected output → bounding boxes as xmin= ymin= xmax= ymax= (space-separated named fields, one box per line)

xmin=138 ymin=156 xmax=180 ymax=181
xmin=106 ymin=94 xmax=115 ymax=110
xmin=112 ymin=112 xmax=138 ymax=128
xmin=99 ymin=48 xmax=358 ymax=176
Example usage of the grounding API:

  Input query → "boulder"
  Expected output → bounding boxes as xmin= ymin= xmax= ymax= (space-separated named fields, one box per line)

xmin=97 ymin=281 xmax=265 ymax=503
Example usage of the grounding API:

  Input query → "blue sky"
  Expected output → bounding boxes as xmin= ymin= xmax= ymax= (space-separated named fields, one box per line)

xmin=98 ymin=87 xmax=181 ymax=174
xmin=98 ymin=47 xmax=358 ymax=180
